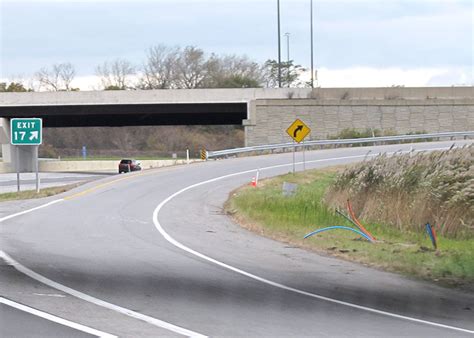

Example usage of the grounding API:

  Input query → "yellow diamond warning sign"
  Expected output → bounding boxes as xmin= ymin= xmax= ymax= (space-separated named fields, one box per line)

xmin=286 ymin=118 xmax=311 ymax=143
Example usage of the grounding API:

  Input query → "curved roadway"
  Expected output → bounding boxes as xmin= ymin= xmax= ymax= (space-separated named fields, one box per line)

xmin=1 ymin=141 xmax=473 ymax=337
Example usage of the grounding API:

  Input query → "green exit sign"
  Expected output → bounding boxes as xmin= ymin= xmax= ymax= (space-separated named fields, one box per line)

xmin=10 ymin=118 xmax=43 ymax=145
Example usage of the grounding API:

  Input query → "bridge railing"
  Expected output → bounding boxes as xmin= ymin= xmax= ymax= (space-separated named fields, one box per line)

xmin=206 ymin=131 xmax=474 ymax=159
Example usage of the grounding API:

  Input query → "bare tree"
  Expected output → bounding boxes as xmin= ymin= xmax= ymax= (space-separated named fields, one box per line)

xmin=58 ymin=63 xmax=75 ymax=90
xmin=35 ymin=63 xmax=76 ymax=91
xmin=140 ymin=45 xmax=179 ymax=89
xmin=174 ymin=46 xmax=209 ymax=89
xmin=206 ymin=55 xmax=263 ymax=88
xmin=140 ymin=44 xmax=264 ymax=89
xmin=96 ymin=58 xmax=135 ymax=90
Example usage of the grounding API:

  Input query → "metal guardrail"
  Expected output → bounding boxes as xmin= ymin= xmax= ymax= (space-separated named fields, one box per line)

xmin=207 ymin=131 xmax=474 ymax=159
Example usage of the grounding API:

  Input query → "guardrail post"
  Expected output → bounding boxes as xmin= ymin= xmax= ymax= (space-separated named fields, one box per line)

xmin=302 ymin=140 xmax=306 ymax=171
xmin=292 ymin=140 xmax=296 ymax=173
xmin=200 ymin=149 xmax=207 ymax=161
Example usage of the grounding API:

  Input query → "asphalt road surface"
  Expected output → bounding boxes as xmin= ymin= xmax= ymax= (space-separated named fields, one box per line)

xmin=0 ymin=300 xmax=96 ymax=338
xmin=1 ymin=141 xmax=473 ymax=337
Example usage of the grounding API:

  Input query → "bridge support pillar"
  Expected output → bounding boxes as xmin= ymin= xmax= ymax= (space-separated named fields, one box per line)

xmin=243 ymin=101 xmax=257 ymax=147
xmin=0 ymin=118 xmax=36 ymax=172
xmin=0 ymin=118 xmax=13 ymax=172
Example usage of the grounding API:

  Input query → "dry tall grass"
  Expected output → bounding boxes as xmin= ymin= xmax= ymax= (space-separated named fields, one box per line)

xmin=325 ymin=145 xmax=473 ymax=238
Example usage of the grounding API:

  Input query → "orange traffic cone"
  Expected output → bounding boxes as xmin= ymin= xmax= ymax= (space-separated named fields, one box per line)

xmin=251 ymin=177 xmax=257 ymax=187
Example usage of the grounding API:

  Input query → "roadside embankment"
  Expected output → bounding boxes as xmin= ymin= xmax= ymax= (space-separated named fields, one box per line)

xmin=0 ymin=184 xmax=80 ymax=202
xmin=226 ymin=147 xmax=474 ymax=290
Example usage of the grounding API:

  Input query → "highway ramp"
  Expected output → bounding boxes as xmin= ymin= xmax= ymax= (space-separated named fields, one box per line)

xmin=1 ymin=141 xmax=473 ymax=337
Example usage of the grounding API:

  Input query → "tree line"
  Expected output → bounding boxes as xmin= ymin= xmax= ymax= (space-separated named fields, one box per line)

xmin=0 ymin=45 xmax=309 ymax=158
xmin=1 ymin=44 xmax=307 ymax=92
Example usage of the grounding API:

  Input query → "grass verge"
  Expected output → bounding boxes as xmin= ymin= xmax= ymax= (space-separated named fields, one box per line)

xmin=0 ymin=184 xmax=80 ymax=202
xmin=226 ymin=166 xmax=474 ymax=291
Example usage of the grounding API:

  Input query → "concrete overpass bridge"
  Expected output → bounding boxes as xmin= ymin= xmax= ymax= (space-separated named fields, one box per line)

xmin=1 ymin=87 xmax=473 ymax=171
xmin=0 ymin=88 xmax=283 ymax=127
xmin=0 ymin=88 xmax=309 ymax=170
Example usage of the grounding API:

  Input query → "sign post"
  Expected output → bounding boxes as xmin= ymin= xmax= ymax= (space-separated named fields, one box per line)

xmin=286 ymin=118 xmax=311 ymax=173
xmin=82 ymin=145 xmax=87 ymax=159
xmin=10 ymin=118 xmax=43 ymax=193
xmin=35 ymin=146 xmax=40 ymax=193
xmin=16 ymin=146 xmax=20 ymax=192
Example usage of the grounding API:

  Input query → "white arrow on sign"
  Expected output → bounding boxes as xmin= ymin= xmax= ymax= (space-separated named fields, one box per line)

xmin=29 ymin=131 xmax=39 ymax=141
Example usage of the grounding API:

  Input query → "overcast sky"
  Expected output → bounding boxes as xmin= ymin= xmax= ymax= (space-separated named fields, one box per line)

xmin=0 ymin=0 xmax=472 ymax=88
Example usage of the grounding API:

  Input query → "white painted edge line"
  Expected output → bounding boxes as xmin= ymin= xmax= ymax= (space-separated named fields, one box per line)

xmin=0 ymin=199 xmax=64 ymax=223
xmin=0 ymin=297 xmax=117 ymax=338
xmin=152 ymin=146 xmax=474 ymax=335
xmin=0 ymin=251 xmax=206 ymax=338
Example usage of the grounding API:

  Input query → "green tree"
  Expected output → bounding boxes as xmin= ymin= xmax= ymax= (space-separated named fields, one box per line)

xmin=262 ymin=59 xmax=306 ymax=88
xmin=216 ymin=75 xmax=261 ymax=88
xmin=104 ymin=85 xmax=123 ymax=90
xmin=0 ymin=82 xmax=32 ymax=92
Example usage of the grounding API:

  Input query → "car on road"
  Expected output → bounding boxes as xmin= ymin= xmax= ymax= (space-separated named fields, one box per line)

xmin=118 ymin=159 xmax=142 ymax=173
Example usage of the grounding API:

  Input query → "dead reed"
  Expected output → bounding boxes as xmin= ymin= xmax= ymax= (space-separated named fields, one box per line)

xmin=325 ymin=144 xmax=473 ymax=238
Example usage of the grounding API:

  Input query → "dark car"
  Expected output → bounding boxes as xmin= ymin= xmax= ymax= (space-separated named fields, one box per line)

xmin=118 ymin=159 xmax=142 ymax=173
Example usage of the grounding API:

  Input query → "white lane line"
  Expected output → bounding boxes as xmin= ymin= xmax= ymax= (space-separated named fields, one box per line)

xmin=33 ymin=293 xmax=66 ymax=298
xmin=0 ymin=297 xmax=117 ymax=338
xmin=0 ymin=251 xmax=206 ymax=338
xmin=0 ymin=199 xmax=64 ymax=222
xmin=152 ymin=149 xmax=474 ymax=335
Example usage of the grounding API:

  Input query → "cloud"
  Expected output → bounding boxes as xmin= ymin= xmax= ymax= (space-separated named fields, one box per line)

xmin=304 ymin=66 xmax=473 ymax=87
xmin=1 ymin=0 xmax=471 ymax=78
xmin=427 ymin=68 xmax=473 ymax=86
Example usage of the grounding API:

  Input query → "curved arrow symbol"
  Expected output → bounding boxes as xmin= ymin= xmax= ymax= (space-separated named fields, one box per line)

xmin=293 ymin=125 xmax=303 ymax=137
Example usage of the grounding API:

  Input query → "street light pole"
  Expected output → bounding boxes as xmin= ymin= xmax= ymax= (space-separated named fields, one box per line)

xmin=285 ymin=32 xmax=290 ymax=62
xmin=310 ymin=0 xmax=314 ymax=88
xmin=277 ymin=0 xmax=282 ymax=88
xmin=285 ymin=32 xmax=290 ymax=87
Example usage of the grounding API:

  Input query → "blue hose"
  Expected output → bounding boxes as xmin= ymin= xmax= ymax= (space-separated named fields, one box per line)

xmin=425 ymin=223 xmax=437 ymax=249
xmin=304 ymin=226 xmax=372 ymax=241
